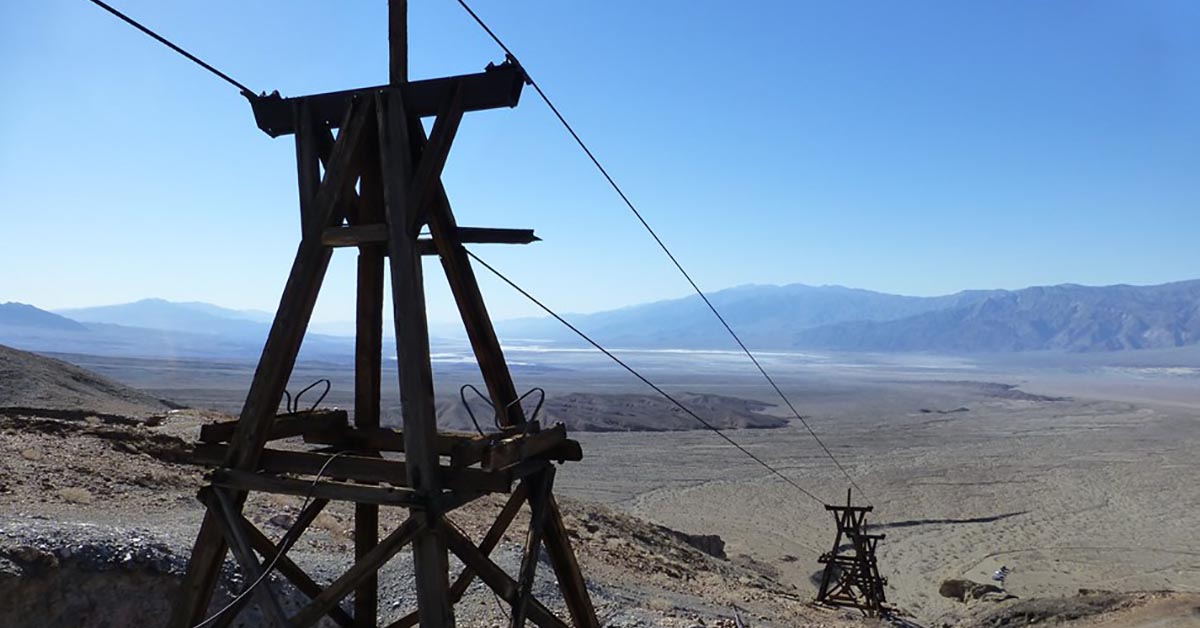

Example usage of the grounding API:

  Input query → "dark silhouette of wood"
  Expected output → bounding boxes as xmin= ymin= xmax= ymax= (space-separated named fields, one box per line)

xmin=816 ymin=489 xmax=889 ymax=616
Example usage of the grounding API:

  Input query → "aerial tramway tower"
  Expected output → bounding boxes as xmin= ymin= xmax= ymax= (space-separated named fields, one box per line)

xmin=169 ymin=2 xmax=598 ymax=626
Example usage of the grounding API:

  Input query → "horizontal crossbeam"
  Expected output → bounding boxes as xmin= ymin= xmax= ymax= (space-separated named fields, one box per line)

xmin=248 ymin=62 xmax=526 ymax=137
xmin=194 ymin=445 xmax=515 ymax=493
xmin=302 ymin=423 xmax=584 ymax=470
xmin=198 ymin=410 xmax=347 ymax=444
xmin=321 ymin=225 xmax=540 ymax=250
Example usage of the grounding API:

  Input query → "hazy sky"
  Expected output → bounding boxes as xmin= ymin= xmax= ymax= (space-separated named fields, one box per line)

xmin=2 ymin=1 xmax=1197 ymax=324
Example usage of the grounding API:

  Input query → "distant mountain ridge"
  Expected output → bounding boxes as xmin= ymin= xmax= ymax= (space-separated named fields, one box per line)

xmin=57 ymin=299 xmax=273 ymax=337
xmin=793 ymin=281 xmax=1200 ymax=353
xmin=0 ymin=300 xmax=352 ymax=360
xmin=6 ymin=281 xmax=1200 ymax=356
xmin=497 ymin=280 xmax=1200 ymax=353
xmin=0 ymin=302 xmax=87 ymax=331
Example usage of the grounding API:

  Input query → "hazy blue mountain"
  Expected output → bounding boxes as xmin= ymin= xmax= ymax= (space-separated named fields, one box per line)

xmin=495 ymin=280 xmax=1200 ymax=353
xmin=792 ymin=281 xmax=1200 ymax=353
xmin=57 ymin=299 xmax=273 ymax=338
xmin=0 ymin=302 xmax=87 ymax=331
xmin=0 ymin=299 xmax=352 ymax=360
xmin=496 ymin=283 xmax=993 ymax=348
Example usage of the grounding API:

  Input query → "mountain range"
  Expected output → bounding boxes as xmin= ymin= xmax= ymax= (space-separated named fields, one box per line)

xmin=3 ymin=279 xmax=1199 ymax=357
xmin=496 ymin=280 xmax=1200 ymax=353
xmin=0 ymin=299 xmax=351 ymax=360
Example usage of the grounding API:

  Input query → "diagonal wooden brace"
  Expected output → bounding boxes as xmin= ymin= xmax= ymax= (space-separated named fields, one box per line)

xmin=290 ymin=517 xmax=424 ymax=628
xmin=441 ymin=519 xmax=570 ymax=628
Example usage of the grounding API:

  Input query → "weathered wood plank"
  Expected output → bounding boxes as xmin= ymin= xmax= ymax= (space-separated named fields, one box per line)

xmin=385 ymin=484 xmax=529 ymax=628
xmin=354 ymin=189 xmax=387 ymax=626
xmin=290 ymin=517 xmax=423 ymax=628
xmin=210 ymin=468 xmax=418 ymax=507
xmin=303 ymin=424 xmax=488 ymax=456
xmin=193 ymin=445 xmax=513 ymax=494
xmin=377 ymin=86 xmax=455 ymax=626
xmin=406 ymin=83 xmax=464 ymax=233
xmin=236 ymin=508 xmax=355 ymax=628
xmin=322 ymin=223 xmax=389 ymax=247
xmin=248 ymin=64 xmax=525 ymax=137
xmin=322 ymin=225 xmax=540 ymax=249
xmin=441 ymin=519 xmax=570 ymax=628
xmin=483 ymin=424 xmax=567 ymax=471
xmin=168 ymin=98 xmax=374 ymax=628
xmin=208 ymin=488 xmax=289 ymax=627
xmin=512 ymin=470 xmax=553 ymax=627
xmin=198 ymin=410 xmax=347 ymax=445
xmin=294 ymin=99 xmax=321 ymax=237
xmin=541 ymin=495 xmax=600 ymax=628
xmin=414 ymin=120 xmax=526 ymax=427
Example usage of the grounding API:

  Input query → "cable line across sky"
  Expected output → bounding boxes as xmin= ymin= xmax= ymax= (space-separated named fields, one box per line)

xmin=82 ymin=0 xmax=872 ymax=509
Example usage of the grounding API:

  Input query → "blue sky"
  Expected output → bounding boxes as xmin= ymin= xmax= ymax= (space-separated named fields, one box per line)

xmin=2 ymin=1 xmax=1197 ymax=324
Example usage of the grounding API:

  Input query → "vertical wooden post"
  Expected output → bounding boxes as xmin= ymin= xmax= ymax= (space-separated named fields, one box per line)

xmin=377 ymin=87 xmax=454 ymax=626
xmin=353 ymin=238 xmax=385 ymax=624
xmin=389 ymin=0 xmax=407 ymax=85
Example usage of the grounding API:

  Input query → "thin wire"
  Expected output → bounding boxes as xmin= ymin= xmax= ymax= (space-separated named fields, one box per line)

xmin=466 ymin=250 xmax=826 ymax=507
xmin=453 ymin=0 xmax=869 ymax=504
xmin=85 ymin=0 xmax=256 ymax=96
xmin=190 ymin=451 xmax=352 ymax=628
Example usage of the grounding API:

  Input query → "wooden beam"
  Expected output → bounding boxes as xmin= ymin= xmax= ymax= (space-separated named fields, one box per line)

xmin=322 ymin=225 xmax=540 ymax=249
xmin=168 ymin=98 xmax=374 ymax=628
xmin=303 ymin=424 xmax=489 ymax=458
xmin=198 ymin=410 xmax=347 ymax=445
xmin=193 ymin=445 xmax=514 ymax=494
xmin=540 ymin=496 xmax=600 ymax=628
xmin=414 ymin=121 xmax=526 ymax=427
xmin=483 ymin=424 xmax=567 ymax=471
xmin=211 ymin=469 xmax=418 ymax=507
xmin=294 ymin=99 xmax=321 ymax=236
xmin=389 ymin=0 xmax=407 ymax=85
xmin=440 ymin=519 xmax=570 ymax=628
xmin=207 ymin=489 xmax=289 ymax=628
xmin=377 ymin=86 xmax=455 ymax=626
xmin=407 ymin=83 xmax=464 ymax=233
xmin=385 ymin=484 xmax=529 ymax=628
xmin=322 ymin=223 xmax=389 ymax=247
xmin=236 ymin=509 xmax=355 ymax=628
xmin=248 ymin=64 xmax=525 ymax=137
xmin=290 ymin=517 xmax=423 ymax=628
xmin=511 ymin=470 xmax=553 ymax=627
xmin=355 ymin=154 xmax=387 ymax=625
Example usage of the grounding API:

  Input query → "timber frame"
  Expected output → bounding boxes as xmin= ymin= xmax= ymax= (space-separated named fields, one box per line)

xmin=815 ymin=490 xmax=888 ymax=616
xmin=168 ymin=4 xmax=598 ymax=627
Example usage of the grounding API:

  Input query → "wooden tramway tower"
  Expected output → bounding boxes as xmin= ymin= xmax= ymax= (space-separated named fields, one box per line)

xmin=169 ymin=2 xmax=599 ymax=627
xmin=815 ymin=489 xmax=888 ymax=616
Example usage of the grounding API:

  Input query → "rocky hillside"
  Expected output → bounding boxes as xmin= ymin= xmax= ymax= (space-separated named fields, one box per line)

xmin=0 ymin=344 xmax=178 ymax=416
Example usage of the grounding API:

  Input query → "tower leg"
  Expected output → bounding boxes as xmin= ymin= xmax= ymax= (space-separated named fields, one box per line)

xmin=378 ymin=87 xmax=454 ymax=627
xmin=168 ymin=97 xmax=372 ymax=628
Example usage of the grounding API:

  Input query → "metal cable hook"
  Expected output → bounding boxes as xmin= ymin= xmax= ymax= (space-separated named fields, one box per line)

xmin=459 ymin=384 xmax=494 ymax=436
xmin=283 ymin=379 xmax=332 ymax=413
xmin=505 ymin=387 xmax=546 ymax=433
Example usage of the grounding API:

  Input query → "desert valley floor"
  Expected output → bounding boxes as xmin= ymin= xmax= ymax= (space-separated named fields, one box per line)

xmin=3 ymin=345 xmax=1199 ymax=626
